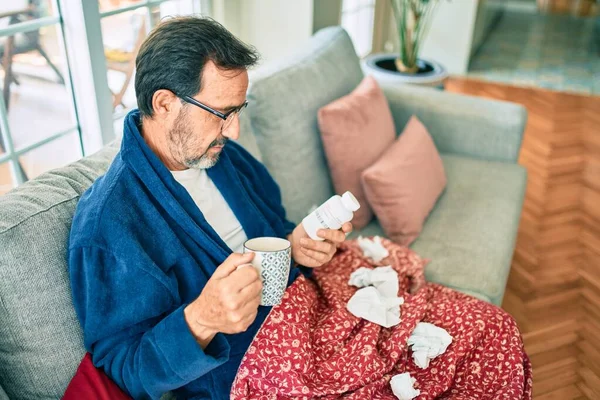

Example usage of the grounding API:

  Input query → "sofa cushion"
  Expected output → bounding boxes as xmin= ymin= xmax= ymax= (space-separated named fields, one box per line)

xmin=237 ymin=110 xmax=263 ymax=162
xmin=0 ymin=142 xmax=120 ymax=399
xmin=361 ymin=116 xmax=446 ymax=246
xmin=318 ymin=76 xmax=396 ymax=229
xmin=350 ymin=154 xmax=526 ymax=306
xmin=247 ymin=26 xmax=364 ymax=224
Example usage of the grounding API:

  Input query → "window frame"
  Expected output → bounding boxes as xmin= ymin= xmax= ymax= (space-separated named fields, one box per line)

xmin=0 ymin=0 xmax=205 ymax=190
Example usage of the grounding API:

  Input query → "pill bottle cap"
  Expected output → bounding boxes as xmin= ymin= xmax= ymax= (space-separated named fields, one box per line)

xmin=341 ymin=191 xmax=360 ymax=212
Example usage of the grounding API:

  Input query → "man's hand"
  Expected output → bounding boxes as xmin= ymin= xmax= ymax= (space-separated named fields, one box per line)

xmin=184 ymin=252 xmax=262 ymax=347
xmin=288 ymin=222 xmax=353 ymax=268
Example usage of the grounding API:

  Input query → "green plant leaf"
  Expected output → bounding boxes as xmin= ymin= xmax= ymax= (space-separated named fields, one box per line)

xmin=389 ymin=0 xmax=442 ymax=71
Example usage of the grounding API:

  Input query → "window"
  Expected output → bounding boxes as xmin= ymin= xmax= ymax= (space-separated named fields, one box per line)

xmin=99 ymin=0 xmax=206 ymax=119
xmin=0 ymin=0 xmax=209 ymax=194
xmin=341 ymin=0 xmax=376 ymax=58
xmin=0 ymin=0 xmax=80 ymax=194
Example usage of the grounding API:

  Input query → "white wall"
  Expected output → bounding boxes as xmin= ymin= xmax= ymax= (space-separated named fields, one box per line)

xmin=214 ymin=0 xmax=314 ymax=65
xmin=419 ymin=1 xmax=479 ymax=75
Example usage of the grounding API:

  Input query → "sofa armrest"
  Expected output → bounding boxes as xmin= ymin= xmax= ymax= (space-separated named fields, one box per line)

xmin=381 ymin=83 xmax=527 ymax=163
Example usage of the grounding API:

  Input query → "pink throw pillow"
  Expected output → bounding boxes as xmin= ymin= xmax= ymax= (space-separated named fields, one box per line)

xmin=318 ymin=76 xmax=396 ymax=229
xmin=361 ymin=116 xmax=446 ymax=246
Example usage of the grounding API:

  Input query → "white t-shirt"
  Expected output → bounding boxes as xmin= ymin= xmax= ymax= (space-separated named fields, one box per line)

xmin=171 ymin=168 xmax=248 ymax=253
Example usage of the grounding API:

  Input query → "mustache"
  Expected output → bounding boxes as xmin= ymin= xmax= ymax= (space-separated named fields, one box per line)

xmin=209 ymin=137 xmax=229 ymax=148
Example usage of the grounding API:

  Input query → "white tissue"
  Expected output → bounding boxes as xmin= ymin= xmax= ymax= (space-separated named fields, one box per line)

xmin=346 ymin=287 xmax=404 ymax=328
xmin=407 ymin=322 xmax=453 ymax=369
xmin=349 ymin=266 xmax=399 ymax=298
xmin=347 ymin=266 xmax=403 ymax=327
xmin=357 ymin=236 xmax=389 ymax=263
xmin=390 ymin=373 xmax=420 ymax=400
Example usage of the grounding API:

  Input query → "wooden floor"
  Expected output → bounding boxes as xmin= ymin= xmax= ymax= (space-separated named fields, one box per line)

xmin=447 ymin=77 xmax=600 ymax=400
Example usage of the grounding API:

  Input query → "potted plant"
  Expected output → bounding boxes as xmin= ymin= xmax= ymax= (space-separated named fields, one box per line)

xmin=363 ymin=0 xmax=448 ymax=88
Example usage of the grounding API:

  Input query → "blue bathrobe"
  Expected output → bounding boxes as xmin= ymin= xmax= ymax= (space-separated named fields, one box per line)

xmin=68 ymin=110 xmax=304 ymax=400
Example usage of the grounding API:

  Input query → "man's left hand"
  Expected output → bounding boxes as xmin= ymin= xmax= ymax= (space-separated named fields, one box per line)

xmin=288 ymin=222 xmax=353 ymax=268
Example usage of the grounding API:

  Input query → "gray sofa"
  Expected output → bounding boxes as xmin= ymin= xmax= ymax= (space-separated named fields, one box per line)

xmin=0 ymin=27 xmax=527 ymax=399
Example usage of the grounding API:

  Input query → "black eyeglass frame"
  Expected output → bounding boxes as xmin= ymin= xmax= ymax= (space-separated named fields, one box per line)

xmin=178 ymin=94 xmax=248 ymax=121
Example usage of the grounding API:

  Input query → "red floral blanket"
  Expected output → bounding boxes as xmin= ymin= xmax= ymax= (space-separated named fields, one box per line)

xmin=231 ymin=238 xmax=532 ymax=399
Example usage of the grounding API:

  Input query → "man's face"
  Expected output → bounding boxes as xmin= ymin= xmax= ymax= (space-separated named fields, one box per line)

xmin=167 ymin=60 xmax=249 ymax=169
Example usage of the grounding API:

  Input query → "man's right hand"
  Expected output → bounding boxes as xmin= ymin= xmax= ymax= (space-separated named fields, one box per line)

xmin=184 ymin=252 xmax=262 ymax=345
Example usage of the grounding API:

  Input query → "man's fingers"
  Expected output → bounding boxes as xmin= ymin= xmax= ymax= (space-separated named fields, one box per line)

xmin=297 ymin=253 xmax=322 ymax=268
xmin=213 ymin=252 xmax=255 ymax=279
xmin=229 ymin=264 xmax=261 ymax=291
xmin=237 ymin=295 xmax=261 ymax=320
xmin=239 ymin=278 xmax=263 ymax=299
xmin=300 ymin=238 xmax=335 ymax=254
xmin=226 ymin=303 xmax=259 ymax=333
xmin=300 ymin=247 xmax=328 ymax=263
xmin=342 ymin=222 xmax=353 ymax=234
xmin=317 ymin=229 xmax=346 ymax=244
xmin=232 ymin=252 xmax=255 ymax=265
xmin=238 ymin=309 xmax=259 ymax=331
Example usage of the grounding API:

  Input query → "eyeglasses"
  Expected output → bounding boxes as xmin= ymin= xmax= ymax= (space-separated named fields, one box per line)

xmin=178 ymin=94 xmax=248 ymax=132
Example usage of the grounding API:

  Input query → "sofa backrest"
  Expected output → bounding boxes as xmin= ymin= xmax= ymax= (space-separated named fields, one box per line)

xmin=247 ymin=26 xmax=363 ymax=223
xmin=0 ymin=142 xmax=119 ymax=399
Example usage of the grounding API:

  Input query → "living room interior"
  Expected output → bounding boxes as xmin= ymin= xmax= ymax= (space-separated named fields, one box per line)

xmin=0 ymin=0 xmax=599 ymax=399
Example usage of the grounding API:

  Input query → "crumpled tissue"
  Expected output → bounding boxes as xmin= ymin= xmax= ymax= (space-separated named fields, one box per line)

xmin=357 ymin=235 xmax=389 ymax=263
xmin=390 ymin=372 xmax=420 ymax=400
xmin=346 ymin=287 xmax=404 ymax=328
xmin=349 ymin=266 xmax=399 ymax=298
xmin=407 ymin=322 xmax=453 ymax=369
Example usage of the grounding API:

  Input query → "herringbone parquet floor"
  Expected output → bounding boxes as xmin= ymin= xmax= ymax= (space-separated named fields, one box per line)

xmin=447 ymin=77 xmax=600 ymax=400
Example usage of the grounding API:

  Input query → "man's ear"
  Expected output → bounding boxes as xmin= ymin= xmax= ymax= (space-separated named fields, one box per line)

xmin=151 ymin=89 xmax=179 ymax=117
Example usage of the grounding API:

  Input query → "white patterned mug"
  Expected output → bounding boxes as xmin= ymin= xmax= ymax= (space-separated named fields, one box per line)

xmin=243 ymin=237 xmax=292 ymax=306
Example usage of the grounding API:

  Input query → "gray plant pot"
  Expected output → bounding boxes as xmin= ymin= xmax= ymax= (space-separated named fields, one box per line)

xmin=362 ymin=53 xmax=448 ymax=89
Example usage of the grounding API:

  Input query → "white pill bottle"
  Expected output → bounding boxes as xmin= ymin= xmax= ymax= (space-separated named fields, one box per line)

xmin=302 ymin=191 xmax=360 ymax=241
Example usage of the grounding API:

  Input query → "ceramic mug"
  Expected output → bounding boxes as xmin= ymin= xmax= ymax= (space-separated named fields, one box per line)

xmin=243 ymin=237 xmax=292 ymax=306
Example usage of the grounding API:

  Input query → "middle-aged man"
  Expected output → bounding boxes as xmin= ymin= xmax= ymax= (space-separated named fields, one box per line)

xmin=68 ymin=16 xmax=352 ymax=399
